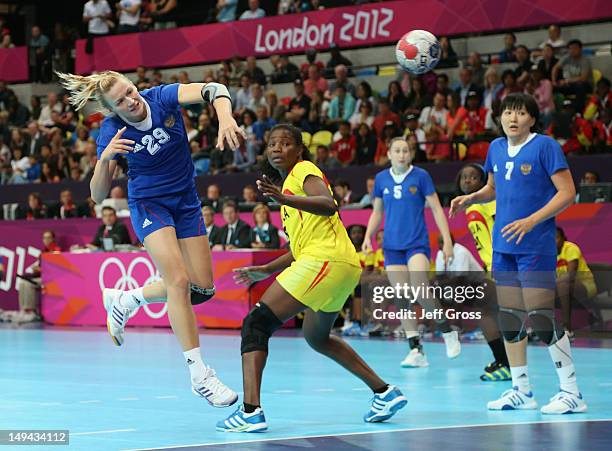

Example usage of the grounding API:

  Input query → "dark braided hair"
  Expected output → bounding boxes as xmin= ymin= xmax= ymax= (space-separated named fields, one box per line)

xmin=259 ymin=123 xmax=312 ymax=184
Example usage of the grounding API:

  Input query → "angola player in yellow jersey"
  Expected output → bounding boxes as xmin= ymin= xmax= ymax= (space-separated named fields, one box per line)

xmin=457 ymin=163 xmax=510 ymax=381
xmin=217 ymin=124 xmax=407 ymax=433
xmin=555 ymin=226 xmax=597 ymax=335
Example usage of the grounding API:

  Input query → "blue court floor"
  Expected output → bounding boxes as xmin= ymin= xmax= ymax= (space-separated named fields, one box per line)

xmin=1 ymin=327 xmax=611 ymax=451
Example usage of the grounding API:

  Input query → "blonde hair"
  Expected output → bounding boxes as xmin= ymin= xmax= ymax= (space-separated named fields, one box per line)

xmin=56 ymin=70 xmax=132 ymax=113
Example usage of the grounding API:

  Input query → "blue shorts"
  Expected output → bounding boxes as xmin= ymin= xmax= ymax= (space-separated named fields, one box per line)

xmin=128 ymin=188 xmax=205 ymax=244
xmin=491 ymin=251 xmax=556 ymax=290
xmin=383 ymin=246 xmax=430 ymax=266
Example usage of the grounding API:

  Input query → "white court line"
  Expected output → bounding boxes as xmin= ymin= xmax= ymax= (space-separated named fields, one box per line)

xmin=79 ymin=400 xmax=101 ymax=404
xmin=432 ymin=386 xmax=453 ymax=389
xmin=73 ymin=428 xmax=136 ymax=436
xmin=314 ymin=388 xmax=335 ymax=392
xmin=155 ymin=396 xmax=178 ymax=399
xmin=119 ymin=397 xmax=140 ymax=401
xmin=121 ymin=418 xmax=612 ymax=451
xmin=351 ymin=388 xmax=369 ymax=391
xmin=39 ymin=402 xmax=62 ymax=406
xmin=599 ymin=382 xmax=612 ymax=387
xmin=272 ymin=390 xmax=295 ymax=394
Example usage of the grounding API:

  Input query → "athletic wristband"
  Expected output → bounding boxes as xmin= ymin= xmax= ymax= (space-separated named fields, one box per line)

xmin=201 ymin=82 xmax=231 ymax=104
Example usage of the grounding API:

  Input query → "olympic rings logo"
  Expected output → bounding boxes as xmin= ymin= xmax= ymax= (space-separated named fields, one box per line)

xmin=98 ymin=257 xmax=167 ymax=319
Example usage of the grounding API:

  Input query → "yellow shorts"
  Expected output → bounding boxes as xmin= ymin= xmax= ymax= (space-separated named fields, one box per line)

xmin=277 ymin=257 xmax=362 ymax=312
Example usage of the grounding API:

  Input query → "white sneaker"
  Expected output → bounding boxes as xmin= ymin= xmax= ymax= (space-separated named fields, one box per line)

xmin=103 ymin=288 xmax=135 ymax=347
xmin=541 ymin=390 xmax=587 ymax=414
xmin=14 ymin=311 xmax=40 ymax=324
xmin=487 ymin=388 xmax=537 ymax=410
xmin=192 ymin=366 xmax=238 ymax=408
xmin=400 ymin=348 xmax=429 ymax=368
xmin=442 ymin=330 xmax=461 ymax=359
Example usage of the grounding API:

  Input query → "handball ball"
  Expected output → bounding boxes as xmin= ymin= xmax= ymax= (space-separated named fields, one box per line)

xmin=395 ymin=30 xmax=440 ymax=74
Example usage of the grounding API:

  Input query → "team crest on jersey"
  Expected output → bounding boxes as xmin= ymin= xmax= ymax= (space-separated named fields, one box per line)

xmin=164 ymin=114 xmax=175 ymax=128
xmin=409 ymin=186 xmax=418 ymax=194
xmin=520 ymin=163 xmax=532 ymax=175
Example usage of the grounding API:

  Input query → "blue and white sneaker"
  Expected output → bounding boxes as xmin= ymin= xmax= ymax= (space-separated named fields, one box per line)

xmin=487 ymin=387 xmax=537 ymax=410
xmin=192 ymin=367 xmax=238 ymax=408
xmin=216 ymin=405 xmax=268 ymax=432
xmin=342 ymin=322 xmax=362 ymax=337
xmin=103 ymin=288 xmax=135 ymax=346
xmin=363 ymin=385 xmax=408 ymax=422
xmin=541 ymin=390 xmax=587 ymax=414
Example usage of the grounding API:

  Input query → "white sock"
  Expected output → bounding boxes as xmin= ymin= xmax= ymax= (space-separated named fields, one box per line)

xmin=510 ymin=365 xmax=531 ymax=394
xmin=118 ymin=287 xmax=146 ymax=309
xmin=183 ymin=347 xmax=207 ymax=382
xmin=548 ymin=333 xmax=579 ymax=395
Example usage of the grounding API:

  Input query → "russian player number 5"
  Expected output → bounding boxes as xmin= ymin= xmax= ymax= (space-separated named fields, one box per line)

xmin=393 ymin=185 xmax=402 ymax=199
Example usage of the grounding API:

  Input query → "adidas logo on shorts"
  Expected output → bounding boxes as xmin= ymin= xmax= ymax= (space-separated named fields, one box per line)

xmin=142 ymin=218 xmax=153 ymax=228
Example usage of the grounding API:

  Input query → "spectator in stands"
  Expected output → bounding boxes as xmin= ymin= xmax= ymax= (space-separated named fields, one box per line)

xmin=591 ymin=107 xmax=612 ymax=152
xmin=265 ymin=89 xmax=286 ymax=122
xmin=374 ymin=121 xmax=399 ymax=166
xmin=328 ymin=64 xmax=356 ymax=97
xmin=356 ymin=176 xmax=376 ymax=208
xmin=528 ymin=66 xmax=555 ymax=128
xmin=437 ymin=36 xmax=458 ymax=68
xmin=434 ymin=74 xmax=451 ymax=98
xmin=244 ymin=56 xmax=266 ymax=87
xmin=498 ymin=32 xmax=517 ymax=63
xmin=234 ymin=73 xmax=252 ymax=114
xmin=110 ymin=185 xmax=126 ymax=200
xmin=300 ymin=49 xmax=325 ymax=80
xmin=29 ymin=96 xmax=42 ymax=121
xmin=328 ymin=84 xmax=356 ymax=127
xmin=29 ymin=25 xmax=51 ymax=83
xmin=496 ymin=69 xmax=521 ymax=102
xmin=514 ymin=45 xmax=532 ymax=87
xmin=331 ymin=121 xmax=357 ymax=166
xmin=24 ymin=192 xmax=47 ymax=219
xmin=467 ymin=52 xmax=486 ymax=88
xmin=6 ymin=95 xmax=30 ymax=128
xmin=116 ymin=0 xmax=142 ymax=33
xmin=150 ymin=0 xmax=178 ymax=29
xmin=83 ymin=0 xmax=112 ymax=54
xmin=387 ymin=80 xmax=407 ymax=115
xmin=240 ymin=0 xmax=265 ymax=19
xmin=195 ymin=112 xmax=217 ymax=154
xmin=253 ymin=105 xmax=276 ymax=148
xmin=584 ymin=77 xmax=611 ymax=121
xmin=15 ymin=230 xmax=61 ymax=323
xmin=552 ymin=39 xmax=592 ymax=112
xmin=534 ymin=24 xmax=566 ymax=58
xmin=350 ymin=100 xmax=374 ymax=130
xmin=55 ymin=189 xmax=78 ymax=219
xmin=334 ymin=180 xmax=357 ymax=207
xmin=537 ymin=43 xmax=559 ymax=81
xmin=326 ymin=44 xmax=353 ymax=74
xmin=250 ymin=203 xmax=280 ymax=249
xmin=354 ymin=122 xmax=377 ymax=165
xmin=315 ymin=144 xmax=341 ymax=170
xmin=0 ymin=33 xmax=13 ymax=48
xmin=463 ymin=91 xmax=495 ymax=160
xmin=247 ymin=83 xmax=267 ymax=112
xmin=216 ymin=0 xmax=238 ymax=22
xmin=576 ymin=171 xmax=600 ymax=203
xmin=402 ymin=113 xmax=426 ymax=155
xmin=8 ymin=148 xmax=30 ymax=184
xmin=483 ymin=67 xmax=503 ymax=111
xmin=209 ymin=144 xmax=234 ymax=174
xmin=133 ymin=65 xmax=150 ymax=90
xmin=201 ymin=205 xmax=222 ymax=246
xmin=548 ymin=99 xmax=593 ymax=154
xmin=202 ymin=183 xmax=223 ymax=212
xmin=216 ymin=201 xmax=251 ymax=250
xmin=373 ymin=98 xmax=401 ymax=138
xmin=455 ymin=67 xmax=482 ymax=107
xmin=405 ymin=77 xmax=432 ymax=114
xmin=286 ymin=78 xmax=311 ymax=128
xmin=9 ymin=129 xmax=27 ymax=155
xmin=306 ymin=90 xmax=328 ymax=133
xmin=25 ymin=154 xmax=41 ymax=182
xmin=446 ymin=91 xmax=466 ymax=141
xmin=424 ymin=119 xmax=451 ymax=162
xmin=419 ymin=91 xmax=448 ymax=130
xmin=38 ymin=92 xmax=62 ymax=128
xmin=556 ymin=226 xmax=596 ymax=336
xmin=232 ymin=110 xmax=257 ymax=171
xmin=241 ymin=184 xmax=258 ymax=205
xmin=354 ymin=81 xmax=377 ymax=116
xmin=87 ymin=206 xmax=131 ymax=250
xmin=270 ymin=54 xmax=300 ymax=84
xmin=304 ymin=64 xmax=328 ymax=97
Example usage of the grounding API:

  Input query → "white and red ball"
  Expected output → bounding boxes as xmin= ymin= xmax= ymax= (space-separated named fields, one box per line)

xmin=395 ymin=30 xmax=440 ymax=74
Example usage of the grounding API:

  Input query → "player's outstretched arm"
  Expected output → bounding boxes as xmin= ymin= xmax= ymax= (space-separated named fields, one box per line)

xmin=363 ymin=198 xmax=383 ymax=253
xmin=257 ymin=175 xmax=338 ymax=217
xmin=233 ymin=250 xmax=295 ymax=285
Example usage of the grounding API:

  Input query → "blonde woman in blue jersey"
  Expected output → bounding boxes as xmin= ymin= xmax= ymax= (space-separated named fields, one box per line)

xmin=364 ymin=137 xmax=460 ymax=368
xmin=59 ymin=70 xmax=244 ymax=407
xmin=451 ymin=93 xmax=586 ymax=414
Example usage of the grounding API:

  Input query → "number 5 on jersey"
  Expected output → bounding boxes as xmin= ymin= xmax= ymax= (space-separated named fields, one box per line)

xmin=133 ymin=127 xmax=171 ymax=156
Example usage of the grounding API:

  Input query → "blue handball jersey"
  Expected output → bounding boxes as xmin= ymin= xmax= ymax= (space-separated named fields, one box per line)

xmin=96 ymin=83 xmax=195 ymax=199
xmin=373 ymin=166 xmax=436 ymax=250
xmin=483 ymin=134 xmax=568 ymax=256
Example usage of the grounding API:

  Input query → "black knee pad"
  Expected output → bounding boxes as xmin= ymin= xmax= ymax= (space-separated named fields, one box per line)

xmin=498 ymin=307 xmax=527 ymax=342
xmin=241 ymin=302 xmax=283 ymax=354
xmin=528 ymin=309 xmax=564 ymax=345
xmin=190 ymin=284 xmax=215 ymax=305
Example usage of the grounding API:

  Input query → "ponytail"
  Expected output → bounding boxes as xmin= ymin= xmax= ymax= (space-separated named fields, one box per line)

xmin=56 ymin=70 xmax=132 ymax=114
